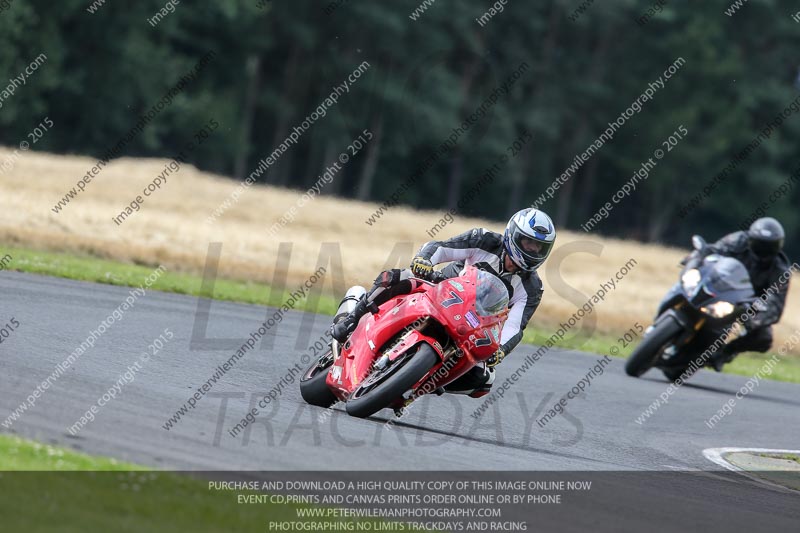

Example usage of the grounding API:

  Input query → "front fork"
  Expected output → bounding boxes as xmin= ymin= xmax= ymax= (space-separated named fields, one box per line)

xmin=393 ymin=343 xmax=459 ymax=418
xmin=651 ymin=306 xmax=702 ymax=359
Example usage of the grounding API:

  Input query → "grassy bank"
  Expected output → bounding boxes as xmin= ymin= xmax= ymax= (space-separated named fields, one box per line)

xmin=0 ymin=434 xmax=403 ymax=532
xmin=0 ymin=435 xmax=278 ymax=532
xmin=0 ymin=434 xmax=143 ymax=471
xmin=3 ymin=245 xmax=798 ymax=383
xmin=3 ymin=245 xmax=338 ymax=313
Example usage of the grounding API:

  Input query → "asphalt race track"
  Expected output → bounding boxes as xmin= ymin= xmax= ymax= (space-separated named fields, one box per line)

xmin=2 ymin=272 xmax=798 ymax=530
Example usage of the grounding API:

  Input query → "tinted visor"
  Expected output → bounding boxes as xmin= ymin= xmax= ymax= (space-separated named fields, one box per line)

xmin=749 ymin=237 xmax=782 ymax=259
xmin=512 ymin=232 xmax=553 ymax=267
xmin=475 ymin=271 xmax=510 ymax=317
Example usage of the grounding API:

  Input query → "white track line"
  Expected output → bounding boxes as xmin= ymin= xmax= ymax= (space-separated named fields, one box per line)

xmin=703 ymin=447 xmax=800 ymax=494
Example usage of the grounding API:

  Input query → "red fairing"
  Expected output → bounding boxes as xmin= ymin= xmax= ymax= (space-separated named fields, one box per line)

xmin=326 ymin=266 xmax=507 ymax=404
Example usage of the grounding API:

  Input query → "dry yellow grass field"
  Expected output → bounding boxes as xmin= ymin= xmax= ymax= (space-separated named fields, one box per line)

xmin=1 ymin=146 xmax=798 ymax=353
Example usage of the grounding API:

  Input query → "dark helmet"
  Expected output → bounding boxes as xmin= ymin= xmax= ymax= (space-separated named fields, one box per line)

xmin=747 ymin=217 xmax=784 ymax=262
xmin=502 ymin=208 xmax=556 ymax=272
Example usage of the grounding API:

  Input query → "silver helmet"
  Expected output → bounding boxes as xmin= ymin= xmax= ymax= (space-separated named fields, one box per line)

xmin=503 ymin=208 xmax=556 ymax=272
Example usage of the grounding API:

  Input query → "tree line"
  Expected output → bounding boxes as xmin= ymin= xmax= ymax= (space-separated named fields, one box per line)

xmin=0 ymin=0 xmax=798 ymax=254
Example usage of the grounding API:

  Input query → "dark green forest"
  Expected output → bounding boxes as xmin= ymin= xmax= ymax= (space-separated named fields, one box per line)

xmin=1 ymin=0 xmax=799 ymax=254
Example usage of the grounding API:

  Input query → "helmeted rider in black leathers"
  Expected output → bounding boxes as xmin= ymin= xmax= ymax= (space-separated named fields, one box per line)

xmin=331 ymin=208 xmax=556 ymax=397
xmin=684 ymin=217 xmax=791 ymax=370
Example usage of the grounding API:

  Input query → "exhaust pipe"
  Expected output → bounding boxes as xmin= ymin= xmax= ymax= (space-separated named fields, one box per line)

xmin=333 ymin=286 xmax=367 ymax=324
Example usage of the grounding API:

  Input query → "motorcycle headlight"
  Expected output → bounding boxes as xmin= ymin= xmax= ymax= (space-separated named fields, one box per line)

xmin=681 ymin=269 xmax=701 ymax=292
xmin=701 ymin=301 xmax=735 ymax=318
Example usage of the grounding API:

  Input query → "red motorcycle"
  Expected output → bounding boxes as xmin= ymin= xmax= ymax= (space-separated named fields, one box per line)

xmin=300 ymin=266 xmax=509 ymax=418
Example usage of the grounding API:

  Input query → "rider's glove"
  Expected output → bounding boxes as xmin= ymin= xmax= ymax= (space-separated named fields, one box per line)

xmin=724 ymin=320 xmax=746 ymax=343
xmin=745 ymin=313 xmax=768 ymax=331
xmin=410 ymin=256 xmax=434 ymax=279
xmin=745 ymin=300 xmax=770 ymax=330
xmin=374 ymin=269 xmax=402 ymax=288
xmin=487 ymin=348 xmax=505 ymax=368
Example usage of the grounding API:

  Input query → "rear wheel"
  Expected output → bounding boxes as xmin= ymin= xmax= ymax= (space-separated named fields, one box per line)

xmin=625 ymin=316 xmax=683 ymax=377
xmin=345 ymin=344 xmax=439 ymax=419
xmin=299 ymin=350 xmax=337 ymax=408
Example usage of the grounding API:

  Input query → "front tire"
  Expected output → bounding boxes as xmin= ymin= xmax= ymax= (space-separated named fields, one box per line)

xmin=345 ymin=344 xmax=439 ymax=419
xmin=299 ymin=351 xmax=337 ymax=408
xmin=625 ymin=315 xmax=683 ymax=377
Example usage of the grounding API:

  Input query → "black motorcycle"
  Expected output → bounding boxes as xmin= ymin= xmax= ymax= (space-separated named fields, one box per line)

xmin=625 ymin=235 xmax=756 ymax=380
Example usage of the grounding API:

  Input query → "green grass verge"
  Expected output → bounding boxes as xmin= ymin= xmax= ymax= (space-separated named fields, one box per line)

xmin=0 ymin=434 xmax=386 ymax=532
xmin=0 ymin=434 xmax=143 ymax=471
xmin=540 ymin=328 xmax=800 ymax=384
xmin=724 ymin=353 xmax=800 ymax=383
xmin=759 ymin=453 xmax=800 ymax=465
xmin=1 ymin=246 xmax=338 ymax=314
xmin=0 ymin=434 xmax=281 ymax=532
xmin=2 ymin=245 xmax=798 ymax=383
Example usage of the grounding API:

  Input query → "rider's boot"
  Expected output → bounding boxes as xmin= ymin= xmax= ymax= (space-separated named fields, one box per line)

xmin=713 ymin=326 xmax=771 ymax=371
xmin=330 ymin=270 xmax=407 ymax=343
xmin=710 ymin=347 xmax=736 ymax=372
xmin=331 ymin=294 xmax=378 ymax=343
xmin=444 ymin=365 xmax=495 ymax=398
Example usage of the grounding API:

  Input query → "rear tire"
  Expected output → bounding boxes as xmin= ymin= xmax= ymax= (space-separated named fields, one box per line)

xmin=345 ymin=344 xmax=439 ymax=419
xmin=299 ymin=352 xmax=337 ymax=408
xmin=625 ymin=316 xmax=683 ymax=377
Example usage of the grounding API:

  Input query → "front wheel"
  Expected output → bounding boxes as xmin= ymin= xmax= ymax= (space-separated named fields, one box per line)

xmin=625 ymin=315 xmax=683 ymax=377
xmin=345 ymin=344 xmax=439 ymax=419
xmin=299 ymin=351 xmax=337 ymax=408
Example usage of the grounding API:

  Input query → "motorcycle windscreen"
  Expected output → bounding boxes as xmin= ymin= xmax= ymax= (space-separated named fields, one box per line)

xmin=702 ymin=255 xmax=755 ymax=296
xmin=475 ymin=271 xmax=509 ymax=317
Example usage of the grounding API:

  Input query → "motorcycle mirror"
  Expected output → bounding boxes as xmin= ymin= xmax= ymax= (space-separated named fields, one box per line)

xmin=691 ymin=235 xmax=707 ymax=251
